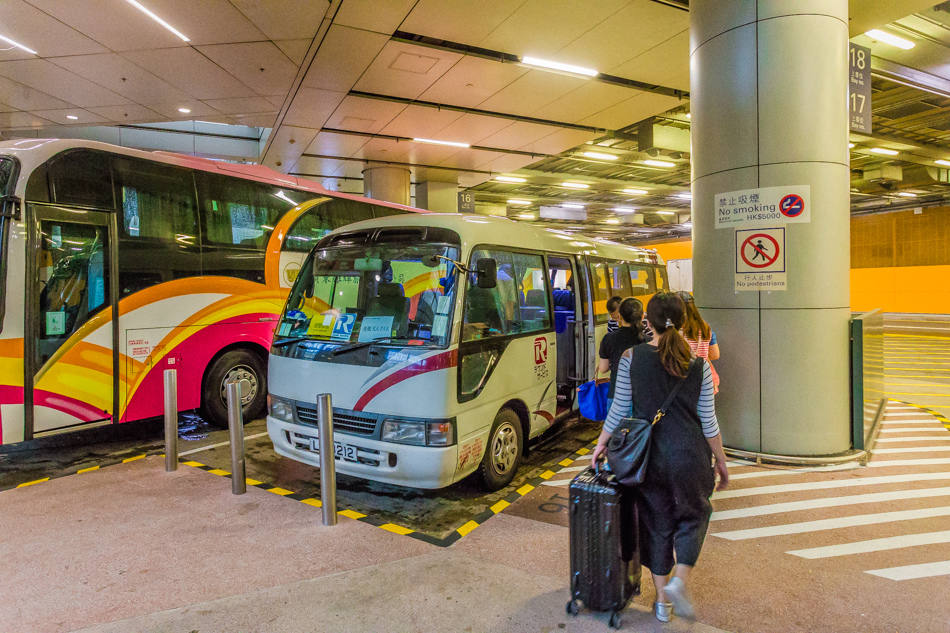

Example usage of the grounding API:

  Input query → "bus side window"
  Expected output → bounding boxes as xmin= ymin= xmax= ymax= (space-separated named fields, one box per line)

xmin=588 ymin=259 xmax=610 ymax=324
xmin=114 ymin=157 xmax=198 ymax=241
xmin=609 ymin=261 xmax=632 ymax=297
xmin=285 ymin=198 xmax=376 ymax=252
xmin=463 ymin=249 xmax=516 ymax=341
xmin=512 ymin=252 xmax=550 ymax=333
xmin=628 ymin=264 xmax=657 ymax=296
xmin=200 ymin=175 xmax=294 ymax=250
xmin=655 ymin=265 xmax=669 ymax=291
xmin=48 ymin=149 xmax=115 ymax=209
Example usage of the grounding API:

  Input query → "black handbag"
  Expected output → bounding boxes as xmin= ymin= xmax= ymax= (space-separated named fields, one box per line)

xmin=606 ymin=359 xmax=695 ymax=486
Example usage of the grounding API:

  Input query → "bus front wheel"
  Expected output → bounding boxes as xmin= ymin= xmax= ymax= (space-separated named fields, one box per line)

xmin=477 ymin=408 xmax=523 ymax=491
xmin=201 ymin=348 xmax=267 ymax=428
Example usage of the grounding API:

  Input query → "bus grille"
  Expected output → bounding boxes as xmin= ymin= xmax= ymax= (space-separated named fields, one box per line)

xmin=296 ymin=405 xmax=377 ymax=436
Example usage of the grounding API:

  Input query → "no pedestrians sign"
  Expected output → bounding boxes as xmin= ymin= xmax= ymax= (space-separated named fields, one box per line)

xmin=736 ymin=227 xmax=786 ymax=291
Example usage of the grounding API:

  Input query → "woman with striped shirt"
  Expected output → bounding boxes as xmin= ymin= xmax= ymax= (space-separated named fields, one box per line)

xmin=591 ymin=292 xmax=729 ymax=622
xmin=678 ymin=290 xmax=720 ymax=393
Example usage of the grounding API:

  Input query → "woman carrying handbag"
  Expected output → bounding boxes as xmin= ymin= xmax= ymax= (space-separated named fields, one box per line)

xmin=591 ymin=292 xmax=729 ymax=623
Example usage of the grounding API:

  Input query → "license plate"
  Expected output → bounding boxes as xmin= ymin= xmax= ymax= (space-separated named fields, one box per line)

xmin=309 ymin=437 xmax=357 ymax=462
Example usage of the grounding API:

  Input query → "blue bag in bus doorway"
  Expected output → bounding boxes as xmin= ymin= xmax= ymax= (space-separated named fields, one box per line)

xmin=577 ymin=380 xmax=610 ymax=422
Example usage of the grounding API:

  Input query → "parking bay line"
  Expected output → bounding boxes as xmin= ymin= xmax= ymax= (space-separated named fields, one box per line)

xmin=714 ymin=472 xmax=950 ymax=499
xmin=711 ymin=487 xmax=950 ymax=521
xmin=787 ymin=530 xmax=950 ymax=559
xmin=178 ymin=432 xmax=270 ymax=457
xmin=712 ymin=506 xmax=950 ymax=541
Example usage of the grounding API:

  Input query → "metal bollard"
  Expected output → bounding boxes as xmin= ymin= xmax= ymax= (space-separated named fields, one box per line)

xmin=226 ymin=381 xmax=246 ymax=495
xmin=163 ymin=369 xmax=178 ymax=472
xmin=317 ymin=393 xmax=337 ymax=526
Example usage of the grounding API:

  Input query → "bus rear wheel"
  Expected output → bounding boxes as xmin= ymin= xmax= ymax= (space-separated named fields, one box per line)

xmin=477 ymin=408 xmax=523 ymax=491
xmin=201 ymin=348 xmax=266 ymax=428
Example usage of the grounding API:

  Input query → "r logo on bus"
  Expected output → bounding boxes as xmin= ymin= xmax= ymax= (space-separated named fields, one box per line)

xmin=534 ymin=337 xmax=548 ymax=365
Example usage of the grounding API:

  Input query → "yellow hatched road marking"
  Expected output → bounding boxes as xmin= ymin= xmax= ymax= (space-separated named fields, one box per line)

xmin=457 ymin=520 xmax=479 ymax=536
xmin=339 ymin=509 xmax=366 ymax=519
xmin=380 ymin=523 xmax=414 ymax=535
xmin=490 ymin=500 xmax=510 ymax=513
xmin=208 ymin=469 xmax=231 ymax=476
xmin=301 ymin=498 xmax=322 ymax=508
xmin=17 ymin=477 xmax=49 ymax=488
xmin=122 ymin=455 xmax=146 ymax=463
xmin=77 ymin=466 xmax=99 ymax=474
xmin=267 ymin=487 xmax=294 ymax=496
xmin=539 ymin=470 xmax=555 ymax=479
xmin=182 ymin=461 xmax=204 ymax=467
xmin=559 ymin=458 xmax=574 ymax=467
xmin=516 ymin=483 xmax=535 ymax=496
xmin=577 ymin=448 xmax=590 ymax=455
xmin=245 ymin=478 xmax=263 ymax=486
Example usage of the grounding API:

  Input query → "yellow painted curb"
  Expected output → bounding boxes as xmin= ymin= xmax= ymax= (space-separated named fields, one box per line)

xmin=16 ymin=477 xmax=49 ymax=488
xmin=380 ymin=523 xmax=414 ymax=535
xmin=490 ymin=500 xmax=510 ymax=514
xmin=77 ymin=466 xmax=99 ymax=474
xmin=339 ymin=509 xmax=366 ymax=520
xmin=456 ymin=520 xmax=479 ymax=536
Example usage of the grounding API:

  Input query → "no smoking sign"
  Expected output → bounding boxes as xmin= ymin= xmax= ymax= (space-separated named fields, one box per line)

xmin=736 ymin=227 xmax=787 ymax=291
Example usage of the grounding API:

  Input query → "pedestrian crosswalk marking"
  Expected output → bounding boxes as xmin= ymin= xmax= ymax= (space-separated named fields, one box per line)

xmin=865 ymin=560 xmax=950 ymax=581
xmin=711 ymin=487 xmax=950 ymax=521
xmin=874 ymin=436 xmax=950 ymax=443
xmin=868 ymin=458 xmax=950 ymax=467
xmin=715 ymin=472 xmax=950 ymax=499
xmin=787 ymin=530 xmax=950 ymax=559
xmin=728 ymin=463 xmax=862 ymax=481
xmin=712 ymin=506 xmax=950 ymax=541
xmin=871 ymin=446 xmax=950 ymax=454
xmin=881 ymin=419 xmax=948 ymax=424
xmin=879 ymin=427 xmax=949 ymax=433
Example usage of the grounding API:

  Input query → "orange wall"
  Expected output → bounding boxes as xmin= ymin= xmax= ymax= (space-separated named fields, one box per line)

xmin=646 ymin=239 xmax=949 ymax=314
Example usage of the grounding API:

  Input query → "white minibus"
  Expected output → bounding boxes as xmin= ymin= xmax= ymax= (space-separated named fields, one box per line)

xmin=266 ymin=213 xmax=669 ymax=490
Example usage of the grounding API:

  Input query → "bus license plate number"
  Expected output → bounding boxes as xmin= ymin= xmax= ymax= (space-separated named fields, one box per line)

xmin=309 ymin=437 xmax=357 ymax=462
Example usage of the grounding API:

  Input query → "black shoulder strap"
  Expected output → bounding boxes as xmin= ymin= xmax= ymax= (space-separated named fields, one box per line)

xmin=653 ymin=358 xmax=697 ymax=424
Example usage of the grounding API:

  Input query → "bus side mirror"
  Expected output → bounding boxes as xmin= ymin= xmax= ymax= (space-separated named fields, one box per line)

xmin=475 ymin=258 xmax=497 ymax=289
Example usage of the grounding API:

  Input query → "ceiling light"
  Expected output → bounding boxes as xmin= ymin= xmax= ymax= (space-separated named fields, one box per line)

xmin=614 ymin=207 xmax=637 ymax=213
xmin=643 ymin=159 xmax=676 ymax=168
xmin=869 ymin=147 xmax=899 ymax=156
xmin=178 ymin=107 xmax=191 ymax=114
xmin=413 ymin=138 xmax=470 ymax=148
xmin=582 ymin=151 xmax=619 ymax=161
xmin=936 ymin=160 xmax=950 ymax=167
xmin=623 ymin=188 xmax=648 ymax=195
xmin=685 ymin=113 xmax=691 ymax=119
xmin=494 ymin=175 xmax=526 ymax=183
xmin=656 ymin=211 xmax=675 ymax=216
xmin=507 ymin=199 xmax=531 ymax=205
xmin=674 ymin=192 xmax=692 ymax=200
xmin=518 ymin=213 xmax=535 ymax=220
xmin=521 ymin=56 xmax=598 ymax=77
xmin=125 ymin=0 xmax=190 ymax=42
xmin=848 ymin=143 xmax=855 ymax=148
xmin=865 ymin=29 xmax=915 ymax=50
xmin=562 ymin=203 xmax=585 ymax=209
xmin=561 ymin=182 xmax=589 ymax=189
xmin=66 ymin=115 xmax=79 ymax=120
xmin=897 ymin=192 xmax=917 ymax=197
xmin=605 ymin=219 xmax=620 ymax=225
xmin=0 ymin=34 xmax=38 ymax=55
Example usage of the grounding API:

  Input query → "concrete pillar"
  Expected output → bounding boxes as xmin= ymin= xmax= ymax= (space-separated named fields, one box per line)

xmin=362 ymin=163 xmax=410 ymax=206
xmin=416 ymin=181 xmax=459 ymax=213
xmin=690 ymin=1 xmax=851 ymax=455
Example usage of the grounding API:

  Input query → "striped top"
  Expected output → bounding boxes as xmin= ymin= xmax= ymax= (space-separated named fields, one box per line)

xmin=684 ymin=331 xmax=716 ymax=360
xmin=604 ymin=354 xmax=720 ymax=438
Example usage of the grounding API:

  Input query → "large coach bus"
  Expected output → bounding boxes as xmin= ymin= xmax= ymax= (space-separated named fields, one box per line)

xmin=0 ymin=139 xmax=418 ymax=445
xmin=266 ymin=213 xmax=668 ymax=490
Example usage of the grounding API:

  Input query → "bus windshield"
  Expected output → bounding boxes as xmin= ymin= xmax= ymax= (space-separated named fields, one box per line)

xmin=276 ymin=242 xmax=460 ymax=347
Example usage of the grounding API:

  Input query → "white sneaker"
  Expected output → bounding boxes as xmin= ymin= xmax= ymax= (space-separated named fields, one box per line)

xmin=653 ymin=601 xmax=672 ymax=622
xmin=664 ymin=577 xmax=695 ymax=619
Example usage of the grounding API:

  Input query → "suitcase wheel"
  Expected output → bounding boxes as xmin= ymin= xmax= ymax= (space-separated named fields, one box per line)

xmin=566 ymin=600 xmax=579 ymax=617
xmin=608 ymin=611 xmax=622 ymax=629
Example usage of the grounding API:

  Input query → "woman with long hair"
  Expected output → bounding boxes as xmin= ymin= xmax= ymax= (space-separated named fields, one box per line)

xmin=591 ymin=292 xmax=729 ymax=622
xmin=677 ymin=290 xmax=720 ymax=392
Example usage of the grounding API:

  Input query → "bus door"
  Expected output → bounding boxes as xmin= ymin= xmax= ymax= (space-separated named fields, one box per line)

xmin=25 ymin=206 xmax=118 ymax=438
xmin=548 ymin=256 xmax=587 ymax=413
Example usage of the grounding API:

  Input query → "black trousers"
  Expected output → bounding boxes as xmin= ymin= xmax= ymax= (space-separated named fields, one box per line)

xmin=631 ymin=464 xmax=714 ymax=576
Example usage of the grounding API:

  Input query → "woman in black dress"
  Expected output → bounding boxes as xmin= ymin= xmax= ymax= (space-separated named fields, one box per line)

xmin=592 ymin=292 xmax=729 ymax=622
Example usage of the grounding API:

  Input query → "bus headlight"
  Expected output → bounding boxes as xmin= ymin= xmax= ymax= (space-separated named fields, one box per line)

xmin=268 ymin=395 xmax=294 ymax=422
xmin=427 ymin=421 xmax=454 ymax=446
xmin=381 ymin=419 xmax=426 ymax=445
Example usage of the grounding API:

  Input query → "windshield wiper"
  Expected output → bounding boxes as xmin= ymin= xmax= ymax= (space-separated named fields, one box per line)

xmin=331 ymin=337 xmax=398 ymax=356
xmin=271 ymin=336 xmax=311 ymax=348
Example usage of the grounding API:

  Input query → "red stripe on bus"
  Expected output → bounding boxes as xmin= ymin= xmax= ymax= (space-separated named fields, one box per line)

xmin=353 ymin=349 xmax=458 ymax=412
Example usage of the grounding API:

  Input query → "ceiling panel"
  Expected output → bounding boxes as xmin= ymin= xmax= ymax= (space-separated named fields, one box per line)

xmin=532 ymin=81 xmax=637 ymax=124
xmin=145 ymin=101 xmax=221 ymax=120
xmin=232 ymin=112 xmax=278 ymax=128
xmin=281 ymin=87 xmax=347 ymax=129
xmin=559 ymin=0 xmax=688 ymax=73
xmin=404 ymin=142 xmax=467 ymax=166
xmin=274 ymin=39 xmax=313 ymax=66
xmin=302 ymin=25 xmax=389 ymax=93
xmin=291 ymin=156 xmax=346 ymax=176
xmin=23 ymin=0 xmax=186 ymax=52
xmin=579 ymin=92 xmax=685 ymax=130
xmin=433 ymin=113 xmax=515 ymax=146
xmin=418 ymin=55 xmax=528 ymax=109
xmin=202 ymin=96 xmax=280 ymax=115
xmin=399 ymin=0 xmax=523 ymax=47
xmin=520 ymin=128 xmax=599 ymax=155
xmin=0 ymin=59 xmax=130 ymax=108
xmin=0 ymin=76 xmax=73 ymax=111
xmin=610 ymin=31 xmax=689 ymax=88
xmin=0 ymin=110 xmax=56 ymax=129
xmin=325 ymin=95 xmax=407 ymax=135
xmin=478 ymin=70 xmax=587 ymax=117
xmin=29 ymin=108 xmax=109 ymax=125
xmin=198 ymin=42 xmax=300 ymax=97
xmin=261 ymin=124 xmax=318 ymax=171
xmin=436 ymin=148 xmax=507 ymax=170
xmin=352 ymin=40 xmax=462 ymax=100
xmin=51 ymin=53 xmax=195 ymax=104
xmin=334 ymin=0 xmax=417 ymax=35
xmin=229 ymin=0 xmax=329 ymax=40
xmin=84 ymin=104 xmax=165 ymax=124
xmin=479 ymin=0 xmax=634 ymax=58
xmin=355 ymin=137 xmax=416 ymax=163
xmin=0 ymin=0 xmax=109 ymax=57
xmin=459 ymin=171 xmax=493 ymax=188
xmin=332 ymin=161 xmax=368 ymax=179
xmin=477 ymin=120 xmax=559 ymax=151
xmin=475 ymin=152 xmax=537 ymax=175
xmin=304 ymin=131 xmax=370 ymax=158
xmin=379 ymin=105 xmax=463 ymax=139
xmin=137 ymin=0 xmax=267 ymax=45
xmin=121 ymin=48 xmax=257 ymax=100
xmin=0 ymin=102 xmax=19 ymax=113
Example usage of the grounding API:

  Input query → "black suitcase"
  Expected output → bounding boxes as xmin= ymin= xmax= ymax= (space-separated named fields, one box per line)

xmin=566 ymin=464 xmax=640 ymax=629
